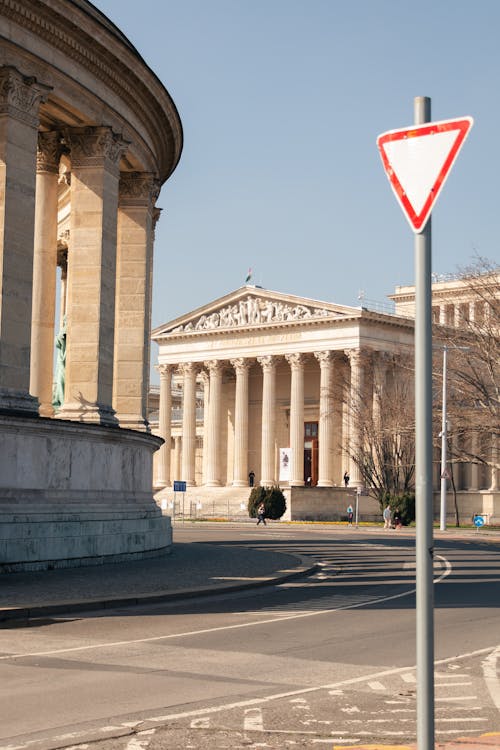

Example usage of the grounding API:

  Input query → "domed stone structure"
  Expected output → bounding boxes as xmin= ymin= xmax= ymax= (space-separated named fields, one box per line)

xmin=0 ymin=0 xmax=183 ymax=570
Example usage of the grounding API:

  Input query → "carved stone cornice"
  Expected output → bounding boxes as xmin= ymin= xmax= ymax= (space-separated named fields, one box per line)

xmin=37 ymin=131 xmax=63 ymax=174
xmin=0 ymin=0 xmax=182 ymax=180
xmin=64 ymin=126 xmax=129 ymax=170
xmin=119 ymin=172 xmax=161 ymax=207
xmin=172 ymin=296 xmax=332 ymax=333
xmin=0 ymin=66 xmax=51 ymax=127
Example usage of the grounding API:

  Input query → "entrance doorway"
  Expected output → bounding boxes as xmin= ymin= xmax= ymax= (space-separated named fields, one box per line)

xmin=304 ymin=422 xmax=318 ymax=486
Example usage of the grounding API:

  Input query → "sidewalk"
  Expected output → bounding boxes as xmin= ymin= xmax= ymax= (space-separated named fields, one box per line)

xmin=0 ymin=537 xmax=316 ymax=622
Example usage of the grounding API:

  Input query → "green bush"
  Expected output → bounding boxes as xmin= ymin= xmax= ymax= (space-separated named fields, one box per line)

xmin=391 ymin=492 xmax=415 ymax=526
xmin=248 ymin=485 xmax=286 ymax=520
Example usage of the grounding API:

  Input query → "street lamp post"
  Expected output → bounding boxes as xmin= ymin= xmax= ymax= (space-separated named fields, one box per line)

xmin=439 ymin=346 xmax=448 ymax=531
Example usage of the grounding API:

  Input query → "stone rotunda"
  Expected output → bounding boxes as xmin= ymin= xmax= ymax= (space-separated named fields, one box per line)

xmin=0 ymin=0 xmax=183 ymax=570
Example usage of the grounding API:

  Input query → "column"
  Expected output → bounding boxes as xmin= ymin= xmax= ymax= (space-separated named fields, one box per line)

xmin=204 ymin=360 xmax=223 ymax=486
xmin=346 ymin=348 xmax=364 ymax=486
xmin=258 ymin=355 xmax=277 ymax=486
xmin=470 ymin=432 xmax=480 ymax=490
xmin=315 ymin=351 xmax=334 ymax=486
xmin=231 ymin=358 xmax=250 ymax=486
xmin=173 ymin=435 xmax=182 ymax=484
xmin=0 ymin=66 xmax=51 ymax=415
xmin=180 ymin=362 xmax=197 ymax=485
xmin=156 ymin=364 xmax=173 ymax=488
xmin=113 ymin=172 xmax=160 ymax=431
xmin=30 ymin=131 xmax=63 ymax=416
xmin=372 ymin=351 xmax=389 ymax=429
xmin=490 ymin=433 xmax=499 ymax=491
xmin=57 ymin=126 xmax=128 ymax=425
xmin=286 ymin=353 xmax=305 ymax=486
xmin=199 ymin=370 xmax=209 ymax=485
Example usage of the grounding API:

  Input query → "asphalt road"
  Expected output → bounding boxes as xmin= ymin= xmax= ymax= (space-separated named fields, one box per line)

xmin=1 ymin=524 xmax=499 ymax=750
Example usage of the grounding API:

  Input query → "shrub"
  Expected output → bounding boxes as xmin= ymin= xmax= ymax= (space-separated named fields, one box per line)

xmin=248 ymin=485 xmax=286 ymax=520
xmin=391 ymin=492 xmax=416 ymax=526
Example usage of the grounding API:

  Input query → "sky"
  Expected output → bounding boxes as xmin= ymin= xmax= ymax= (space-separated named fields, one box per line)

xmin=93 ymin=0 xmax=499 ymax=382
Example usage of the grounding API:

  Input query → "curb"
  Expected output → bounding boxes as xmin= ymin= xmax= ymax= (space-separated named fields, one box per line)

xmin=0 ymin=554 xmax=319 ymax=624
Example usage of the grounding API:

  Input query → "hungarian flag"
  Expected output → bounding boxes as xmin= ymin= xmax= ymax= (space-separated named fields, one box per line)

xmin=245 ymin=268 xmax=252 ymax=283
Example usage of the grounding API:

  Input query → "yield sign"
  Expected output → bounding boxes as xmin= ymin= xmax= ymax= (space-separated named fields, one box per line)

xmin=377 ymin=117 xmax=473 ymax=232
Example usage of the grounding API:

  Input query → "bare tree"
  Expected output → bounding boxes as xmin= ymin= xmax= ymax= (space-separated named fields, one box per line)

xmin=346 ymin=352 xmax=416 ymax=511
xmin=433 ymin=258 xmax=499 ymax=478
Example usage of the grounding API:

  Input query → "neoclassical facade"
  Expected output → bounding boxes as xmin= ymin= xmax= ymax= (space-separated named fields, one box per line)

xmin=152 ymin=286 xmax=415 ymax=491
xmin=0 ymin=0 xmax=182 ymax=569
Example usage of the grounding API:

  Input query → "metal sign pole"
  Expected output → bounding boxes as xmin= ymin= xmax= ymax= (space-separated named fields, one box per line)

xmin=440 ymin=346 xmax=448 ymax=531
xmin=414 ymin=95 xmax=435 ymax=750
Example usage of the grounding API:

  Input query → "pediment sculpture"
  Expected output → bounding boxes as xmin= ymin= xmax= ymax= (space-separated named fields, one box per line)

xmin=171 ymin=296 xmax=333 ymax=333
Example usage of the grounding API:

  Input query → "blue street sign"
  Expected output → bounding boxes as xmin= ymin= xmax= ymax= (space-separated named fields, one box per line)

xmin=173 ymin=481 xmax=187 ymax=492
xmin=473 ymin=515 xmax=485 ymax=527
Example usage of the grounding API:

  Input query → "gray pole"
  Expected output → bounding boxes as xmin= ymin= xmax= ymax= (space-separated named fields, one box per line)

xmin=440 ymin=346 xmax=448 ymax=531
xmin=414 ymin=95 xmax=435 ymax=750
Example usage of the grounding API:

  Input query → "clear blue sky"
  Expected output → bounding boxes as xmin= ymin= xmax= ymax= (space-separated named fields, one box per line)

xmin=93 ymin=0 xmax=498 ymax=380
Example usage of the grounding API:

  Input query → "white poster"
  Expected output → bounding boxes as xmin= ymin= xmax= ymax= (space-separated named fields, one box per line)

xmin=279 ymin=448 xmax=292 ymax=481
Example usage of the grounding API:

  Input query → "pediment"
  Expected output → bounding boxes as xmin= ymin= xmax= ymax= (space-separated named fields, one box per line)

xmin=152 ymin=286 xmax=357 ymax=338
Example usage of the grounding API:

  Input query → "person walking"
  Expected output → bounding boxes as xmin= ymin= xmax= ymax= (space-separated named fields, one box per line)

xmin=256 ymin=502 xmax=266 ymax=526
xmin=393 ymin=508 xmax=402 ymax=530
xmin=383 ymin=503 xmax=392 ymax=529
xmin=346 ymin=504 xmax=354 ymax=526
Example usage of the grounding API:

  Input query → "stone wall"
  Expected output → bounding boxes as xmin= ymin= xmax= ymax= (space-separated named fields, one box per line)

xmin=0 ymin=416 xmax=171 ymax=571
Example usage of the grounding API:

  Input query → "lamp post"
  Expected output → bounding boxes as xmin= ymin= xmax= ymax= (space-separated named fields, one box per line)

xmin=439 ymin=346 xmax=448 ymax=531
xmin=439 ymin=344 xmax=469 ymax=531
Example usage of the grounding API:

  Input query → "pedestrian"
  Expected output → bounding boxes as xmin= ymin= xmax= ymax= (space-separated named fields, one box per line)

xmin=383 ymin=503 xmax=392 ymax=529
xmin=248 ymin=470 xmax=255 ymax=487
xmin=347 ymin=504 xmax=354 ymax=526
xmin=393 ymin=508 xmax=402 ymax=530
xmin=256 ymin=501 xmax=266 ymax=526
xmin=343 ymin=471 xmax=350 ymax=487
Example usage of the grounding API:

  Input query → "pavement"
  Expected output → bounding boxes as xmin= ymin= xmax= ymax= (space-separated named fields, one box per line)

xmin=1 ymin=521 xmax=499 ymax=750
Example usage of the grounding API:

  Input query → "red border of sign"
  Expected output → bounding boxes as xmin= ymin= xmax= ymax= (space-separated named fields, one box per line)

xmin=377 ymin=117 xmax=473 ymax=232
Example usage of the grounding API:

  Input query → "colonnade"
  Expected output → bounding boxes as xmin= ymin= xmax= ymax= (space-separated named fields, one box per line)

xmin=0 ymin=66 xmax=160 ymax=431
xmin=156 ymin=348 xmax=371 ymax=489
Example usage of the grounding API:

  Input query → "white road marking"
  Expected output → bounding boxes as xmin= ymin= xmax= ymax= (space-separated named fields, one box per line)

xmin=124 ymin=730 xmax=155 ymax=750
xmin=435 ymin=681 xmax=472 ymax=687
xmin=482 ymin=645 xmax=500 ymax=712
xmin=139 ymin=646 xmax=495 ymax=725
xmin=0 ymin=554 xmax=453 ymax=663
xmin=435 ymin=695 xmax=477 ymax=702
xmin=367 ymin=681 xmax=385 ymax=691
xmin=243 ymin=708 xmax=264 ymax=731
xmin=190 ymin=718 xmax=210 ymax=728
xmin=401 ymin=672 xmax=416 ymax=683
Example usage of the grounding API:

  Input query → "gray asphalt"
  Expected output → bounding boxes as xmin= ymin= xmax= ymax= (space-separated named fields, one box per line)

xmin=0 ymin=527 xmax=316 ymax=622
xmin=1 ymin=521 xmax=499 ymax=623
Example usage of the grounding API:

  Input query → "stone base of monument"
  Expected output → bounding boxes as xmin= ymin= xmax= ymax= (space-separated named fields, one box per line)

xmin=0 ymin=416 xmax=171 ymax=572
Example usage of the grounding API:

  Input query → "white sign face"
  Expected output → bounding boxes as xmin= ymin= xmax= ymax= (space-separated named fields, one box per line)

xmin=279 ymin=448 xmax=291 ymax=481
xmin=377 ymin=117 xmax=473 ymax=232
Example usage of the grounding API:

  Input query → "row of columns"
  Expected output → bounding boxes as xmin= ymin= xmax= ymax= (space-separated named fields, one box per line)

xmin=0 ymin=66 xmax=160 ymax=430
xmin=156 ymin=349 xmax=365 ymax=488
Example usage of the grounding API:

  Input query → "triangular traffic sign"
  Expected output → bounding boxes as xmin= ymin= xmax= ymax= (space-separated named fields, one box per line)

xmin=377 ymin=117 xmax=473 ymax=233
